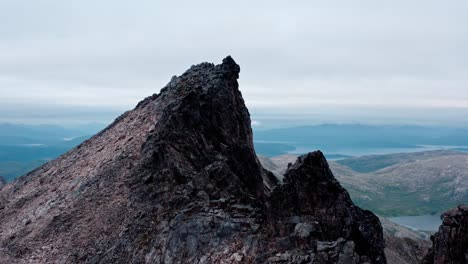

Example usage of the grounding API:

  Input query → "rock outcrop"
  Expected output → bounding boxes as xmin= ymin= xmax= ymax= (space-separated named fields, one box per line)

xmin=422 ymin=204 xmax=468 ymax=264
xmin=267 ymin=152 xmax=386 ymax=263
xmin=0 ymin=57 xmax=386 ymax=263
xmin=259 ymin=154 xmax=432 ymax=264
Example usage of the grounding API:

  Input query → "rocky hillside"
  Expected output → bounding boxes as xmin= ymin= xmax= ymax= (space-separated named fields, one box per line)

xmin=378 ymin=217 xmax=431 ymax=264
xmin=422 ymin=204 xmax=468 ymax=264
xmin=336 ymin=150 xmax=466 ymax=173
xmin=0 ymin=57 xmax=386 ymax=263
xmin=259 ymin=151 xmax=468 ymax=216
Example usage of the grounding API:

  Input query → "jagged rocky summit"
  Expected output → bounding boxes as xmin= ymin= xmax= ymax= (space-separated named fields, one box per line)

xmin=0 ymin=57 xmax=386 ymax=263
xmin=422 ymin=204 xmax=468 ymax=264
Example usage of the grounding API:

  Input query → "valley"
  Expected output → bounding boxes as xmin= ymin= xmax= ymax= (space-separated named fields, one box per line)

xmin=259 ymin=150 xmax=468 ymax=217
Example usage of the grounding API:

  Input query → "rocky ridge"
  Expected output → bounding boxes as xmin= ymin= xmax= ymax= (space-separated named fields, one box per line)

xmin=0 ymin=57 xmax=385 ymax=263
xmin=422 ymin=205 xmax=468 ymax=264
xmin=258 ymin=155 xmax=432 ymax=264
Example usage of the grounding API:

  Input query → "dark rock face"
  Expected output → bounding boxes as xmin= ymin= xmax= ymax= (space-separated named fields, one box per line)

xmin=0 ymin=57 xmax=385 ymax=263
xmin=258 ymin=155 xmax=433 ymax=264
xmin=268 ymin=152 xmax=386 ymax=263
xmin=423 ymin=205 xmax=468 ymax=264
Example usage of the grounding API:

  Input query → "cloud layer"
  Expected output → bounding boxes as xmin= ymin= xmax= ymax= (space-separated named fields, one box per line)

xmin=0 ymin=0 xmax=467 ymax=126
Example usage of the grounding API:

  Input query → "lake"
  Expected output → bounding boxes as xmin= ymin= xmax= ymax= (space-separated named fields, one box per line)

xmin=388 ymin=215 xmax=442 ymax=232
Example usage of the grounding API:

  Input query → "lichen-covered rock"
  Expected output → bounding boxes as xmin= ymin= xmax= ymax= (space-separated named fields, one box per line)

xmin=422 ymin=204 xmax=468 ymax=264
xmin=0 ymin=57 xmax=385 ymax=263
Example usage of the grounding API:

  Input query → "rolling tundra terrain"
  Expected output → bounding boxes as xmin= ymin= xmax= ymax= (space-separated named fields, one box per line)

xmin=259 ymin=150 xmax=468 ymax=216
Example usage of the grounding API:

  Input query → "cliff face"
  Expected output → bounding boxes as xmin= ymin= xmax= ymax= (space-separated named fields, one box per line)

xmin=258 ymin=155 xmax=433 ymax=264
xmin=0 ymin=57 xmax=385 ymax=263
xmin=267 ymin=152 xmax=386 ymax=263
xmin=423 ymin=205 xmax=468 ymax=264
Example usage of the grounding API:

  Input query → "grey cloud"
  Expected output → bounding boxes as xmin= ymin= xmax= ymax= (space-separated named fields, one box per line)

xmin=0 ymin=0 xmax=467 ymax=126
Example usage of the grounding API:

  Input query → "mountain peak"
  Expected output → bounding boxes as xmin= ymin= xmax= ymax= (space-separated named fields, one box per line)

xmin=220 ymin=55 xmax=240 ymax=77
xmin=0 ymin=58 xmax=385 ymax=264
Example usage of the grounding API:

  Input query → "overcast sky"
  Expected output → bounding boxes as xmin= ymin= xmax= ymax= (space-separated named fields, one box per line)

xmin=0 ymin=0 xmax=467 ymax=128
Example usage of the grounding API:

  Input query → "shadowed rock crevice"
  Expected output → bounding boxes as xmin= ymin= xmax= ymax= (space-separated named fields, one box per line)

xmin=0 ymin=57 xmax=385 ymax=263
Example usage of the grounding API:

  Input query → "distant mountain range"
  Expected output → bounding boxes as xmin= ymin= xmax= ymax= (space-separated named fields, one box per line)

xmin=0 ymin=123 xmax=99 ymax=181
xmin=254 ymin=124 xmax=468 ymax=157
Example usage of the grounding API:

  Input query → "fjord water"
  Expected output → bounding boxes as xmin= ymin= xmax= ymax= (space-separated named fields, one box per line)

xmin=253 ymin=124 xmax=468 ymax=157
xmin=388 ymin=215 xmax=442 ymax=232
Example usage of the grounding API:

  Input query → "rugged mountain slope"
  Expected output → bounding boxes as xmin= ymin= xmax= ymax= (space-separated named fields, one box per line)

xmin=257 ymin=154 xmax=297 ymax=181
xmin=422 ymin=204 xmax=468 ymax=264
xmin=378 ymin=217 xmax=430 ymax=264
xmin=267 ymin=152 xmax=385 ymax=263
xmin=0 ymin=57 xmax=385 ymax=263
xmin=383 ymin=233 xmax=429 ymax=264
xmin=258 ymin=155 xmax=431 ymax=264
